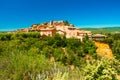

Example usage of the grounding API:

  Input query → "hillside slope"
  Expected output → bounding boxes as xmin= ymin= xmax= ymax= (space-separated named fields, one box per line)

xmin=81 ymin=27 xmax=120 ymax=33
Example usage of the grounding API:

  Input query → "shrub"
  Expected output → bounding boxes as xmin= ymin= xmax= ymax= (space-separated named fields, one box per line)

xmin=83 ymin=58 xmax=119 ymax=80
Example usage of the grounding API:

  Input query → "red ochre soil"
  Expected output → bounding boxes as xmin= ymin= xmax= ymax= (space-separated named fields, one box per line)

xmin=94 ymin=41 xmax=113 ymax=59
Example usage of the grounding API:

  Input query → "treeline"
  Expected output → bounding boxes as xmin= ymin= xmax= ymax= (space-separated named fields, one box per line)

xmin=81 ymin=27 xmax=120 ymax=33
xmin=0 ymin=32 xmax=40 ymax=40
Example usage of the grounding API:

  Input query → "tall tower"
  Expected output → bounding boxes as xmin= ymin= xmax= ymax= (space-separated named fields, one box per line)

xmin=50 ymin=20 xmax=53 ymax=26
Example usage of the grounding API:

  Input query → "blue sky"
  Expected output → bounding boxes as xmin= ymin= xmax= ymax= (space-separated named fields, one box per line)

xmin=0 ymin=0 xmax=120 ymax=31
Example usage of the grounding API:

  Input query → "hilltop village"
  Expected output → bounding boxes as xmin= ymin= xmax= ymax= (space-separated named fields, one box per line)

xmin=16 ymin=20 xmax=106 ymax=41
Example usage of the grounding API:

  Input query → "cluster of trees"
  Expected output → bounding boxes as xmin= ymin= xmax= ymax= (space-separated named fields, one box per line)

xmin=0 ymin=32 xmax=97 ymax=66
xmin=0 ymin=32 xmax=40 ymax=40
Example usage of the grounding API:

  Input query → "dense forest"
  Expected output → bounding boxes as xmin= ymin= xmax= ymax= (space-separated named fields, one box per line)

xmin=0 ymin=32 xmax=120 ymax=80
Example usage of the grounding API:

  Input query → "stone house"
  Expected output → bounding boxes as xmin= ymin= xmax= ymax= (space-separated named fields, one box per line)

xmin=65 ymin=28 xmax=90 ymax=41
xmin=40 ymin=28 xmax=56 ymax=37
xmin=16 ymin=28 xmax=29 ymax=32
xmin=92 ymin=34 xmax=106 ymax=40
xmin=39 ymin=21 xmax=92 ymax=41
xmin=56 ymin=30 xmax=66 ymax=36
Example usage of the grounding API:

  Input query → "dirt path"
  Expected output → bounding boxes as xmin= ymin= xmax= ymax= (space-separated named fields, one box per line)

xmin=94 ymin=41 xmax=113 ymax=59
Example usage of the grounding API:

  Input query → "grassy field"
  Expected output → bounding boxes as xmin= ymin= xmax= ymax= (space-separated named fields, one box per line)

xmin=81 ymin=27 xmax=120 ymax=34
